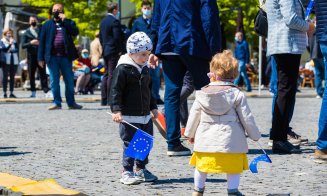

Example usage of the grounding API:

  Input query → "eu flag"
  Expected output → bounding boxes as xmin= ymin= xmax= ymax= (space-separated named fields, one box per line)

xmin=125 ymin=129 xmax=154 ymax=161
xmin=249 ymin=154 xmax=272 ymax=173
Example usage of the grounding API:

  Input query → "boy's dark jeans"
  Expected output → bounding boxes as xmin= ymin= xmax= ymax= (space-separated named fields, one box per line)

xmin=119 ymin=119 xmax=153 ymax=171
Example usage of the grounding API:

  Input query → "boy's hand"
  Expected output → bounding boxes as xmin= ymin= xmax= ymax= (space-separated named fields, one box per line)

xmin=188 ymin=138 xmax=194 ymax=144
xmin=151 ymin=109 xmax=158 ymax=119
xmin=112 ymin=111 xmax=122 ymax=123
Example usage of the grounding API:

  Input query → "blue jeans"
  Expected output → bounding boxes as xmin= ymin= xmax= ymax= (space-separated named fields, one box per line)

xmin=234 ymin=60 xmax=252 ymax=91
xmin=317 ymin=42 xmax=327 ymax=150
xmin=313 ymin=58 xmax=325 ymax=97
xmin=269 ymin=56 xmax=278 ymax=94
xmin=47 ymin=56 xmax=76 ymax=107
xmin=149 ymin=66 xmax=161 ymax=100
xmin=162 ymin=55 xmax=209 ymax=150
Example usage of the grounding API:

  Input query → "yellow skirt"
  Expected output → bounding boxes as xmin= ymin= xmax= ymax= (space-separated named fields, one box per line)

xmin=189 ymin=152 xmax=249 ymax=173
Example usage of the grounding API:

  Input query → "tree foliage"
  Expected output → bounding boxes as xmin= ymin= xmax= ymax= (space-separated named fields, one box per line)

xmin=21 ymin=0 xmax=108 ymax=39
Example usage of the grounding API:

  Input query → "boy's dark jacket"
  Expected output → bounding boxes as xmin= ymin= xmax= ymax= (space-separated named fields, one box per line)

xmin=110 ymin=54 xmax=157 ymax=116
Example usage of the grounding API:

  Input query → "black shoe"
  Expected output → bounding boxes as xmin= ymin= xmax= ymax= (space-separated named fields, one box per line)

xmin=9 ymin=94 xmax=17 ymax=98
xmin=89 ymin=89 xmax=94 ymax=95
xmin=287 ymin=128 xmax=308 ymax=143
xmin=101 ymin=99 xmax=108 ymax=106
xmin=272 ymin=141 xmax=301 ymax=154
xmin=167 ymin=144 xmax=191 ymax=156
xmin=68 ymin=103 xmax=83 ymax=110
xmin=3 ymin=93 xmax=7 ymax=98
xmin=156 ymin=99 xmax=164 ymax=105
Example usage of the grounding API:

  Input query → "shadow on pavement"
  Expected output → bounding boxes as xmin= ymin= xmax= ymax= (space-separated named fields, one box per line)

xmin=0 ymin=147 xmax=17 ymax=150
xmin=152 ymin=177 xmax=226 ymax=185
xmin=0 ymin=151 xmax=32 ymax=157
xmin=248 ymin=149 xmax=273 ymax=154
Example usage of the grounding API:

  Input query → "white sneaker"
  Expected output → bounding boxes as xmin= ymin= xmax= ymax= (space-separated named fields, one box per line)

xmin=316 ymin=95 xmax=322 ymax=99
xmin=134 ymin=169 xmax=158 ymax=182
xmin=45 ymin=91 xmax=53 ymax=98
xmin=120 ymin=171 xmax=141 ymax=185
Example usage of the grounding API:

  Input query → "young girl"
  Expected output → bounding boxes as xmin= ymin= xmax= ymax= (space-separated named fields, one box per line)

xmin=184 ymin=50 xmax=261 ymax=196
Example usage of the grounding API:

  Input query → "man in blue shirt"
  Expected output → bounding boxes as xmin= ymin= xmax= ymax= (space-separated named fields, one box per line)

xmin=149 ymin=0 xmax=221 ymax=156
xmin=234 ymin=32 xmax=252 ymax=92
xmin=132 ymin=0 xmax=164 ymax=105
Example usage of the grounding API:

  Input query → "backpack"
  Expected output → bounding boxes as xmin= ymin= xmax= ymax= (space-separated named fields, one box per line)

xmin=254 ymin=1 xmax=268 ymax=37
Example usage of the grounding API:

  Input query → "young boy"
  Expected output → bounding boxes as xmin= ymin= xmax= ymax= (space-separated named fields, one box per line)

xmin=110 ymin=32 xmax=158 ymax=185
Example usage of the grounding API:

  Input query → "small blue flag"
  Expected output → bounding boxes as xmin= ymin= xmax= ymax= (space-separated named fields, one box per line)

xmin=125 ymin=129 xmax=154 ymax=161
xmin=249 ymin=154 xmax=272 ymax=173
xmin=305 ymin=0 xmax=315 ymax=20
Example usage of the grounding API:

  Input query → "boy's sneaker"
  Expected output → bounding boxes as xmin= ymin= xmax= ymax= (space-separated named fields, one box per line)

xmin=167 ymin=144 xmax=191 ymax=156
xmin=120 ymin=171 xmax=141 ymax=185
xmin=134 ymin=169 xmax=158 ymax=182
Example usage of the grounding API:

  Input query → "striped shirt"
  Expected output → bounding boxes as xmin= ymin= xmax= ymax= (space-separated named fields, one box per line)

xmin=52 ymin=23 xmax=65 ymax=56
xmin=266 ymin=0 xmax=309 ymax=56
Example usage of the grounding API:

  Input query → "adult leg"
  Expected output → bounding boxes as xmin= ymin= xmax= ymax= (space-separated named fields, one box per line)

xmin=239 ymin=65 xmax=252 ymax=91
xmin=2 ymin=64 xmax=9 ymax=94
xmin=149 ymin=66 xmax=161 ymax=101
xmin=75 ymin=74 xmax=84 ymax=93
xmin=162 ymin=55 xmax=186 ymax=150
xmin=314 ymin=58 xmax=325 ymax=97
xmin=59 ymin=57 xmax=76 ymax=107
xmin=101 ymin=54 xmax=119 ymax=105
xmin=180 ymin=71 xmax=194 ymax=128
xmin=271 ymin=54 xmax=301 ymax=153
xmin=47 ymin=57 xmax=62 ymax=106
xmin=316 ymin=42 xmax=327 ymax=151
xmin=35 ymin=54 xmax=49 ymax=93
xmin=9 ymin=64 xmax=18 ymax=94
xmin=28 ymin=54 xmax=37 ymax=93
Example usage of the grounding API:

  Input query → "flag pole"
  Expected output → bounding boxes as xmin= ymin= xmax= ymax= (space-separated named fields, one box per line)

xmin=106 ymin=112 xmax=139 ymax=130
xmin=256 ymin=141 xmax=267 ymax=155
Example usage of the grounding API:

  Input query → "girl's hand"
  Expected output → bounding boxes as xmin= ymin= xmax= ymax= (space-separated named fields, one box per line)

xmin=151 ymin=109 xmax=158 ymax=119
xmin=188 ymin=138 xmax=194 ymax=144
xmin=112 ymin=111 xmax=122 ymax=123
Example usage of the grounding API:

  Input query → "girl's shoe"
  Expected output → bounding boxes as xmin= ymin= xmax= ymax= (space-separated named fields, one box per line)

xmin=193 ymin=187 xmax=204 ymax=196
xmin=3 ymin=93 xmax=7 ymax=98
xmin=228 ymin=189 xmax=244 ymax=196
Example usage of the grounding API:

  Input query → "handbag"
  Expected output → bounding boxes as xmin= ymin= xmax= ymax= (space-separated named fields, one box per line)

xmin=254 ymin=0 xmax=268 ymax=37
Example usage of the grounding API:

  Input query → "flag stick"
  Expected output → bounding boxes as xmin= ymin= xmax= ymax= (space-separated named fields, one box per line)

xmin=256 ymin=141 xmax=267 ymax=155
xmin=106 ymin=112 xmax=139 ymax=130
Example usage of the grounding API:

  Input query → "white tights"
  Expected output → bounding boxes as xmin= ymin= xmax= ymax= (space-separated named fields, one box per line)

xmin=194 ymin=168 xmax=240 ymax=190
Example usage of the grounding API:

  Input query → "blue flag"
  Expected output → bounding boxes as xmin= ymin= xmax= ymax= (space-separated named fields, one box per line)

xmin=249 ymin=154 xmax=272 ymax=173
xmin=305 ymin=0 xmax=315 ymax=20
xmin=125 ymin=129 xmax=154 ymax=161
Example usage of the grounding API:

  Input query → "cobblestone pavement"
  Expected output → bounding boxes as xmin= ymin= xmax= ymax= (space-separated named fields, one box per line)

xmin=0 ymin=89 xmax=326 ymax=196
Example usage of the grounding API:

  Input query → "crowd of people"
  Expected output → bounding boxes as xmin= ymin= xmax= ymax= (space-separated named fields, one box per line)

xmin=0 ymin=0 xmax=326 ymax=195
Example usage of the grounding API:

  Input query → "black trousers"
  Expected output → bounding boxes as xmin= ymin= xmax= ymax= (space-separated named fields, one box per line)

xmin=270 ymin=54 xmax=301 ymax=141
xmin=2 ymin=63 xmax=18 ymax=93
xmin=28 ymin=53 xmax=49 ymax=92
xmin=101 ymin=54 xmax=119 ymax=103
xmin=119 ymin=119 xmax=153 ymax=171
